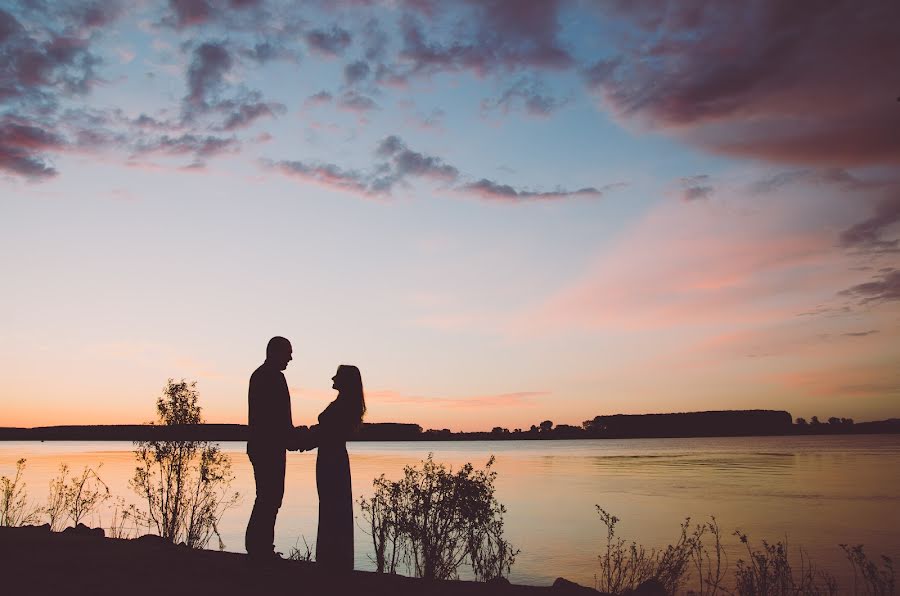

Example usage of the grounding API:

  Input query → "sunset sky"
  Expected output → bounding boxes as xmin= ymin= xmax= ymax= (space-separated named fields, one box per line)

xmin=2 ymin=0 xmax=898 ymax=431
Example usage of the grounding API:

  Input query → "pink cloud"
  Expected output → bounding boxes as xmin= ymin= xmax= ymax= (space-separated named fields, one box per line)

xmin=510 ymin=172 xmax=883 ymax=335
xmin=0 ymin=118 xmax=66 ymax=179
xmin=774 ymin=364 xmax=900 ymax=399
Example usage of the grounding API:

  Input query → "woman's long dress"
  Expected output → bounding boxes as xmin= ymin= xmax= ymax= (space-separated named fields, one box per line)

xmin=315 ymin=400 xmax=355 ymax=570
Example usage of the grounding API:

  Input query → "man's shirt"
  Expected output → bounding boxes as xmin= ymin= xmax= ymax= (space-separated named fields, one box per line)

xmin=247 ymin=361 xmax=293 ymax=457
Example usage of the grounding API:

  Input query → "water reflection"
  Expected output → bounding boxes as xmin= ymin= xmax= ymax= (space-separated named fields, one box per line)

xmin=1 ymin=435 xmax=898 ymax=588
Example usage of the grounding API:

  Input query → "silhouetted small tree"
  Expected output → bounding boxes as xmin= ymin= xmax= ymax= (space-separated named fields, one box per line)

xmin=796 ymin=417 xmax=808 ymax=426
xmin=811 ymin=416 xmax=821 ymax=426
xmin=539 ymin=420 xmax=554 ymax=432
xmin=130 ymin=379 xmax=239 ymax=548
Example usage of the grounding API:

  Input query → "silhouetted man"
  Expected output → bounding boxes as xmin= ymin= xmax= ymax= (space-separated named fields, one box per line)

xmin=245 ymin=336 xmax=295 ymax=559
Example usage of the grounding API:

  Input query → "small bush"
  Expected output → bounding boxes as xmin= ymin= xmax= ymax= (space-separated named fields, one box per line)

xmin=733 ymin=531 xmax=837 ymax=596
xmin=1 ymin=458 xmax=41 ymax=527
xmin=594 ymin=507 xmax=700 ymax=595
xmin=841 ymin=544 xmax=895 ymax=596
xmin=359 ymin=454 xmax=518 ymax=581
xmin=45 ymin=463 xmax=110 ymax=530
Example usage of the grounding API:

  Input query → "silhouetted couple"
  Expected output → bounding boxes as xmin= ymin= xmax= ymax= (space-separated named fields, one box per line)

xmin=244 ymin=336 xmax=366 ymax=571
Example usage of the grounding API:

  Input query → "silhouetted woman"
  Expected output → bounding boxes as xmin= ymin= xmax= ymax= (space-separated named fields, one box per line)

xmin=312 ymin=364 xmax=365 ymax=571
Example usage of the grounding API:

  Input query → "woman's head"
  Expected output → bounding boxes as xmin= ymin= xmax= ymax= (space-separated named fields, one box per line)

xmin=332 ymin=364 xmax=366 ymax=425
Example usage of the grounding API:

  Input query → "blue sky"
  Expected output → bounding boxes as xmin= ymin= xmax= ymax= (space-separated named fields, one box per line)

xmin=2 ymin=0 xmax=898 ymax=429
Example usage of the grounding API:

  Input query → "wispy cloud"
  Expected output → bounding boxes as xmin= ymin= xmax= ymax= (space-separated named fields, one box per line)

xmin=399 ymin=1 xmax=572 ymax=77
xmin=132 ymin=133 xmax=239 ymax=159
xmin=305 ymin=25 xmax=352 ymax=57
xmin=343 ymin=60 xmax=371 ymax=85
xmin=461 ymin=179 xmax=616 ymax=203
xmin=337 ymin=90 xmax=379 ymax=113
xmin=0 ymin=118 xmax=65 ymax=179
xmin=839 ymin=195 xmax=900 ymax=255
xmin=185 ymin=41 xmax=232 ymax=108
xmin=677 ymin=175 xmax=714 ymax=202
xmin=481 ymin=77 xmax=569 ymax=118
xmin=264 ymin=158 xmax=371 ymax=195
xmin=839 ymin=270 xmax=900 ymax=304
xmin=267 ymin=135 xmax=617 ymax=202
xmin=842 ymin=330 xmax=879 ymax=337
xmin=304 ymin=90 xmax=333 ymax=107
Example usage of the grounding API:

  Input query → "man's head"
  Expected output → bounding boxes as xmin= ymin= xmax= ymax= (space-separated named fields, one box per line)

xmin=266 ymin=336 xmax=292 ymax=371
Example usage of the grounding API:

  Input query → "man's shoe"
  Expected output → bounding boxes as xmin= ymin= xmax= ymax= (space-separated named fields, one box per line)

xmin=248 ymin=549 xmax=283 ymax=567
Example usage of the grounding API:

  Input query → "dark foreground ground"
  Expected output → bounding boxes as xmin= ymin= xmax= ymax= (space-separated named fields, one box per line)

xmin=0 ymin=526 xmax=658 ymax=596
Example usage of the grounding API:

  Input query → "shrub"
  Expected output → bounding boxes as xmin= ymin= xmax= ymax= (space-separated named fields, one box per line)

xmin=595 ymin=507 xmax=699 ymax=595
xmin=0 ymin=458 xmax=40 ymax=527
xmin=841 ymin=544 xmax=895 ymax=596
xmin=130 ymin=379 xmax=239 ymax=549
xmin=733 ymin=531 xmax=837 ymax=596
xmin=361 ymin=473 xmax=405 ymax=574
xmin=45 ymin=463 xmax=110 ymax=531
xmin=690 ymin=516 xmax=727 ymax=596
xmin=359 ymin=454 xmax=518 ymax=581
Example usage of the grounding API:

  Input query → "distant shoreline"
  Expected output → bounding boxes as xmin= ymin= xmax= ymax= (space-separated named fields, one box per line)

xmin=2 ymin=411 xmax=897 ymax=442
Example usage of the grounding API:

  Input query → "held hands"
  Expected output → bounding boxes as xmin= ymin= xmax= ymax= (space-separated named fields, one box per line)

xmin=287 ymin=425 xmax=315 ymax=452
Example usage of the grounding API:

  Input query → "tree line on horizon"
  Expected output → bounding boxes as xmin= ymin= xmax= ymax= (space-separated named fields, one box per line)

xmin=2 ymin=409 xmax=897 ymax=442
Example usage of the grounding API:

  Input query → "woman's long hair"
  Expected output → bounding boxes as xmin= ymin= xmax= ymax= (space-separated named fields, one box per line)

xmin=337 ymin=364 xmax=366 ymax=429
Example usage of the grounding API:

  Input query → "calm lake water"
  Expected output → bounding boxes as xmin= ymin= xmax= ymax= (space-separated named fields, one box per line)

xmin=2 ymin=435 xmax=899 ymax=590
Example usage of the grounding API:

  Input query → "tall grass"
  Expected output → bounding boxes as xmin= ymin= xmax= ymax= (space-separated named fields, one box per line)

xmin=842 ymin=544 xmax=896 ymax=596
xmin=594 ymin=507 xmax=895 ymax=596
